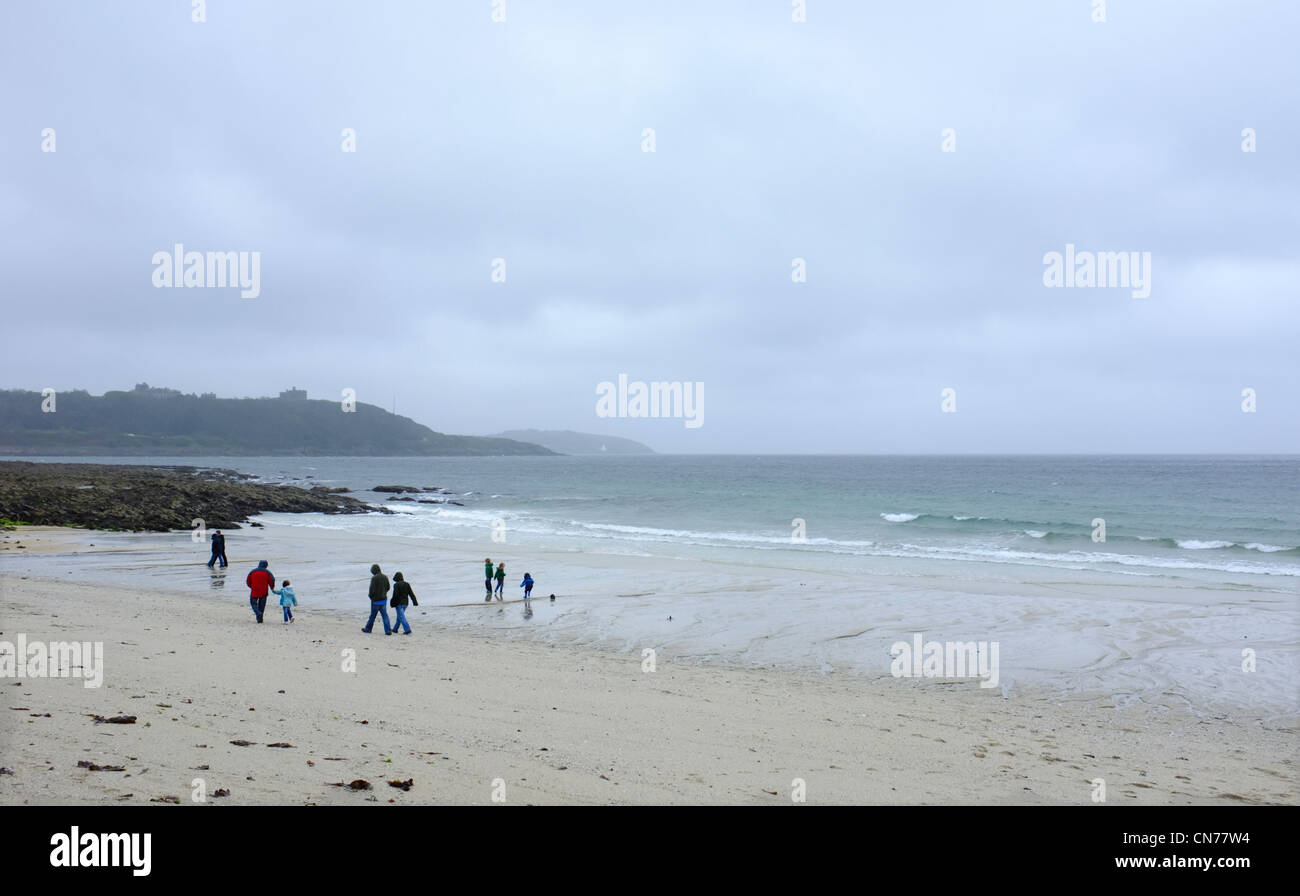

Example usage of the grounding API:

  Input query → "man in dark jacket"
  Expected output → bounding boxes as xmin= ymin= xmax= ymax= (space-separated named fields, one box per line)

xmin=363 ymin=563 xmax=392 ymax=635
xmin=245 ymin=560 xmax=274 ymax=623
xmin=207 ymin=530 xmax=227 ymax=569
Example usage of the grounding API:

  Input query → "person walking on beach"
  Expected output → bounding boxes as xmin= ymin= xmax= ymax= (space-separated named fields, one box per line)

xmin=494 ymin=562 xmax=506 ymax=600
xmin=363 ymin=563 xmax=393 ymax=635
xmin=390 ymin=572 xmax=418 ymax=635
xmin=207 ymin=529 xmax=227 ymax=568
xmin=484 ymin=558 xmax=494 ymax=601
xmin=245 ymin=560 xmax=274 ymax=624
xmin=273 ymin=579 xmax=297 ymax=624
xmin=520 ymin=572 xmax=534 ymax=600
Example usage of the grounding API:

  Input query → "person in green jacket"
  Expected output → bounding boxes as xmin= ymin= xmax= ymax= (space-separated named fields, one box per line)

xmin=363 ymin=563 xmax=392 ymax=635
xmin=493 ymin=562 xmax=506 ymax=600
xmin=390 ymin=572 xmax=418 ymax=634
xmin=484 ymin=558 xmax=494 ymax=601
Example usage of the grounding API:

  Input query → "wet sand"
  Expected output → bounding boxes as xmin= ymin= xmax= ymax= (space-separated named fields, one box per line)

xmin=0 ymin=526 xmax=1295 ymax=804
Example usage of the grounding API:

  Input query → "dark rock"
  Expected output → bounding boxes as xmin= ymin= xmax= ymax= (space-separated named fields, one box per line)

xmin=0 ymin=462 xmax=391 ymax=532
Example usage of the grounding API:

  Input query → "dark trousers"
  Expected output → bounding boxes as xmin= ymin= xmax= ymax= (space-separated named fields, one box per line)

xmin=208 ymin=549 xmax=227 ymax=568
xmin=250 ymin=596 xmax=267 ymax=619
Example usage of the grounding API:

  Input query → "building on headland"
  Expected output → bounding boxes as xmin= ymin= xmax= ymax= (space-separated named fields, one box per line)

xmin=279 ymin=387 xmax=308 ymax=400
xmin=131 ymin=383 xmax=182 ymax=397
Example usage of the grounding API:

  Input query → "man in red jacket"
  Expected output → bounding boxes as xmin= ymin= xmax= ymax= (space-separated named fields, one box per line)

xmin=246 ymin=560 xmax=275 ymax=623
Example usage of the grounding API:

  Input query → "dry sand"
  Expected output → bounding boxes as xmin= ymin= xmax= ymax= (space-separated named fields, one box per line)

xmin=0 ymin=527 xmax=1295 ymax=805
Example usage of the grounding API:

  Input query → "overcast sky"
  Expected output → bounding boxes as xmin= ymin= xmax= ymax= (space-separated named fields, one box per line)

xmin=2 ymin=1 xmax=1296 ymax=453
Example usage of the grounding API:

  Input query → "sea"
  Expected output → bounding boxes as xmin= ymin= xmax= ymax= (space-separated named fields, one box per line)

xmin=37 ymin=453 xmax=1295 ymax=582
xmin=6 ymin=454 xmax=1298 ymax=714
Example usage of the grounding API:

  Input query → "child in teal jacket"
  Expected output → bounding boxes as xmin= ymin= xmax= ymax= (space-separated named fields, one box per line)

xmin=273 ymin=580 xmax=298 ymax=623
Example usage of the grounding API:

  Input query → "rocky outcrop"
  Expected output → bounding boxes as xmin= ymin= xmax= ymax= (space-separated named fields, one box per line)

xmin=0 ymin=462 xmax=390 ymax=532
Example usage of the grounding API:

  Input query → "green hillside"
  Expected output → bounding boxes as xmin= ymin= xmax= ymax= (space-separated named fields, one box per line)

xmin=0 ymin=386 xmax=554 ymax=457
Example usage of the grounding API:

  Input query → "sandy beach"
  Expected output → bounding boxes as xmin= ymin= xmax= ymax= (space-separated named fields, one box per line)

xmin=0 ymin=525 xmax=1294 ymax=805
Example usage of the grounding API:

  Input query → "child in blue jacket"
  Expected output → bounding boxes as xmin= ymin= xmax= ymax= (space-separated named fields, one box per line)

xmin=519 ymin=572 xmax=534 ymax=599
xmin=273 ymin=580 xmax=298 ymax=623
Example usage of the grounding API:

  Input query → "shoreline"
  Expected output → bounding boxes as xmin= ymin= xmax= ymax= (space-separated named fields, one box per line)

xmin=1 ymin=526 xmax=1296 ymax=805
xmin=6 ymin=521 xmax=1296 ymax=719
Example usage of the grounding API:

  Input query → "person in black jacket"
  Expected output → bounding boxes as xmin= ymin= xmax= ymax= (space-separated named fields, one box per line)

xmin=362 ymin=563 xmax=392 ymax=635
xmin=390 ymin=571 xmax=418 ymax=635
xmin=207 ymin=530 xmax=227 ymax=568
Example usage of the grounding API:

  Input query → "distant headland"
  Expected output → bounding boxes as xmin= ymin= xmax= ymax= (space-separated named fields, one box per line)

xmin=0 ymin=385 xmax=556 ymax=457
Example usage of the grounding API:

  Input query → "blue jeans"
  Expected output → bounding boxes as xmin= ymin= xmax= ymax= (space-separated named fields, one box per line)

xmin=250 ymin=596 xmax=267 ymax=619
xmin=394 ymin=604 xmax=410 ymax=633
xmin=282 ymin=604 xmax=294 ymax=622
xmin=364 ymin=601 xmax=392 ymax=634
